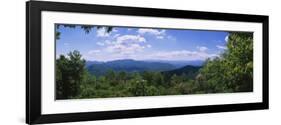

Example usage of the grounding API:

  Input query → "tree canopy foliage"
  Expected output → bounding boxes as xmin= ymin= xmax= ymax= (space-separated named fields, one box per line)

xmin=195 ymin=32 xmax=253 ymax=93
xmin=55 ymin=24 xmax=113 ymax=40
xmin=56 ymin=50 xmax=86 ymax=99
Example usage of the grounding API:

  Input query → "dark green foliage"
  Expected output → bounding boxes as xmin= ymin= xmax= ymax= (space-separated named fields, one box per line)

xmin=55 ymin=31 xmax=60 ymax=40
xmin=162 ymin=65 xmax=201 ymax=83
xmin=55 ymin=32 xmax=253 ymax=100
xmin=56 ymin=50 xmax=86 ymax=99
xmin=197 ymin=32 xmax=253 ymax=93
xmin=55 ymin=24 xmax=113 ymax=40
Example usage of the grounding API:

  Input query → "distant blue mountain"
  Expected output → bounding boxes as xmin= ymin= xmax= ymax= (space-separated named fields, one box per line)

xmin=85 ymin=61 xmax=103 ymax=67
xmin=145 ymin=60 xmax=204 ymax=68
xmin=86 ymin=59 xmax=177 ymax=76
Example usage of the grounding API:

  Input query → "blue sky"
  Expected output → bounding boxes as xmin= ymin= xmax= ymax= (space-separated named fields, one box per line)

xmin=56 ymin=25 xmax=229 ymax=61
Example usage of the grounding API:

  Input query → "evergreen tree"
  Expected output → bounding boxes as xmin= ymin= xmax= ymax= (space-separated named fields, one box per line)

xmin=56 ymin=50 xmax=86 ymax=99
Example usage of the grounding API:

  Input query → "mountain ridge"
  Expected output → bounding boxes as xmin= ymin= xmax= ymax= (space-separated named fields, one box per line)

xmin=86 ymin=59 xmax=177 ymax=76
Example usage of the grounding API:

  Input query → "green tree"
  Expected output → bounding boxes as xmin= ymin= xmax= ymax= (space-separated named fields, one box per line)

xmin=152 ymin=72 xmax=165 ymax=86
xmin=142 ymin=71 xmax=153 ymax=84
xmin=198 ymin=32 xmax=253 ymax=93
xmin=118 ymin=71 xmax=127 ymax=84
xmin=128 ymin=73 xmax=148 ymax=96
xmin=146 ymin=86 xmax=159 ymax=96
xmin=56 ymin=50 xmax=86 ymax=99
xmin=105 ymin=70 xmax=117 ymax=85
xmin=170 ymin=74 xmax=182 ymax=86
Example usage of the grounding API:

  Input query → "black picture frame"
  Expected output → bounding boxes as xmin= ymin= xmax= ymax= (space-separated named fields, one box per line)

xmin=26 ymin=1 xmax=269 ymax=124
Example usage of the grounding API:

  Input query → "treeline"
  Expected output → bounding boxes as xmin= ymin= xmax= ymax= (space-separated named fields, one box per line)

xmin=56 ymin=53 xmax=199 ymax=99
xmin=56 ymin=32 xmax=253 ymax=99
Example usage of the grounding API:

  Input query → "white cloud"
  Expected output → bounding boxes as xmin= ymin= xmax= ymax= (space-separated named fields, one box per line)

xmin=103 ymin=35 xmax=148 ymax=55
xmin=96 ymin=42 xmax=105 ymax=46
xmin=96 ymin=40 xmax=114 ymax=46
xmin=104 ymin=40 xmax=112 ymax=45
xmin=148 ymin=50 xmax=218 ymax=61
xmin=138 ymin=28 xmax=165 ymax=35
xmin=156 ymin=36 xmax=164 ymax=39
xmin=225 ymin=35 xmax=229 ymax=42
xmin=116 ymin=35 xmax=146 ymax=44
xmin=63 ymin=42 xmax=69 ymax=46
xmin=94 ymin=34 xmax=148 ymax=56
xmin=96 ymin=28 xmax=110 ymax=37
xmin=167 ymin=35 xmax=176 ymax=41
xmin=216 ymin=45 xmax=227 ymax=50
xmin=197 ymin=46 xmax=208 ymax=52
xmin=137 ymin=28 xmax=166 ymax=39
xmin=112 ymin=29 xmax=118 ymax=32
xmin=106 ymin=43 xmax=145 ymax=55
xmin=88 ymin=50 xmax=101 ymax=55
xmin=113 ymin=34 xmax=120 ymax=38
xmin=86 ymin=43 xmax=217 ymax=61
xmin=90 ymin=30 xmax=218 ymax=61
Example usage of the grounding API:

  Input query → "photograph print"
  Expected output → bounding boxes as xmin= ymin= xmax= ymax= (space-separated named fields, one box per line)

xmin=55 ymin=24 xmax=253 ymax=100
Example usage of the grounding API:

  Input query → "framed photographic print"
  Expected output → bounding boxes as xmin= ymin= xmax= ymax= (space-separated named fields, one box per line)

xmin=26 ymin=1 xmax=269 ymax=124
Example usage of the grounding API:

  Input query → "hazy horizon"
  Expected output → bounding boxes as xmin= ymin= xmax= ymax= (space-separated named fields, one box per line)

xmin=82 ymin=58 xmax=204 ymax=62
